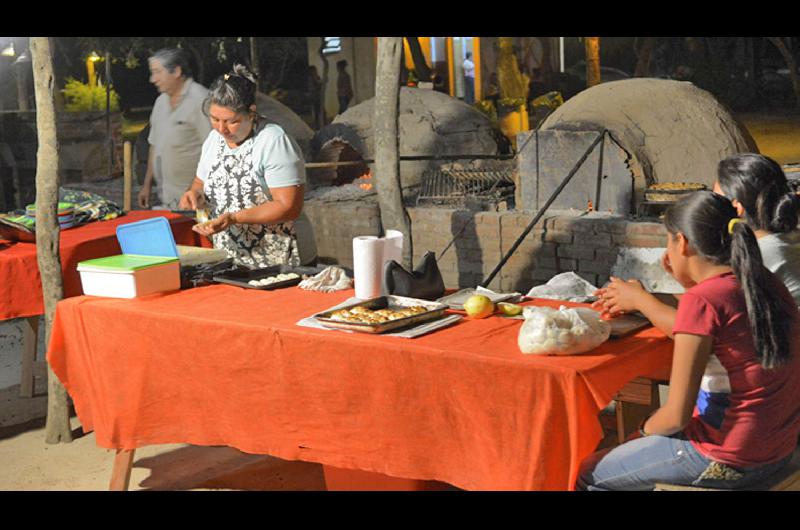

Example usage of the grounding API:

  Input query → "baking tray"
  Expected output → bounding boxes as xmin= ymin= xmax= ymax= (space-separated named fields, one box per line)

xmin=313 ymin=295 xmax=448 ymax=334
xmin=212 ymin=264 xmax=325 ymax=290
xmin=436 ymin=288 xmax=521 ymax=310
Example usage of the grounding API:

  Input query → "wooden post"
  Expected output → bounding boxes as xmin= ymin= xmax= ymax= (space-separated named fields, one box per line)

xmin=585 ymin=37 xmax=601 ymax=88
xmin=109 ymin=449 xmax=136 ymax=491
xmin=31 ymin=36 xmax=72 ymax=444
xmin=19 ymin=316 xmax=40 ymax=398
xmin=123 ymin=141 xmax=132 ymax=211
xmin=374 ymin=37 xmax=413 ymax=270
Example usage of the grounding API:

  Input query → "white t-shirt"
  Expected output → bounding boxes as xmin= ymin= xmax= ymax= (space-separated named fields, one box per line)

xmin=758 ymin=231 xmax=800 ymax=306
xmin=462 ymin=58 xmax=475 ymax=79
xmin=148 ymin=78 xmax=212 ymax=207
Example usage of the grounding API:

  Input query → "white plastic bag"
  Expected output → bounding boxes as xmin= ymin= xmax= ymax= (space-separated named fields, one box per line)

xmin=518 ymin=305 xmax=611 ymax=355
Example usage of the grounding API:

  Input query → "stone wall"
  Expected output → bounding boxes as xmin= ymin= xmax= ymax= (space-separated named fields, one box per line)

xmin=303 ymin=199 xmax=667 ymax=292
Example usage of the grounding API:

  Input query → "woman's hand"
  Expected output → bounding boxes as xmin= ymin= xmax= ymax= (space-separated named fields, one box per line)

xmin=593 ymin=277 xmax=648 ymax=316
xmin=179 ymin=188 xmax=205 ymax=210
xmin=192 ymin=212 xmax=237 ymax=237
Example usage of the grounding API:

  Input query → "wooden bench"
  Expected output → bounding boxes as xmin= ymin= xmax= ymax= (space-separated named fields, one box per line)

xmin=654 ymin=445 xmax=800 ymax=491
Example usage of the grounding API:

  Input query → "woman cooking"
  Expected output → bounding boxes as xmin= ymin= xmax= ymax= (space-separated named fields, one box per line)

xmin=179 ymin=63 xmax=313 ymax=268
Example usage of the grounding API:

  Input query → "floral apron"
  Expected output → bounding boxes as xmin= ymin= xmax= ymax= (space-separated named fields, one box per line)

xmin=204 ymin=128 xmax=300 ymax=269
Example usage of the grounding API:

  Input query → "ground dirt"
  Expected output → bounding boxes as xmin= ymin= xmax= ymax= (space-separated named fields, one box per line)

xmin=1 ymin=110 xmax=799 ymax=491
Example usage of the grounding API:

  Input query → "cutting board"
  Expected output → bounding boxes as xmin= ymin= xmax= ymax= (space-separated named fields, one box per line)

xmin=608 ymin=312 xmax=653 ymax=338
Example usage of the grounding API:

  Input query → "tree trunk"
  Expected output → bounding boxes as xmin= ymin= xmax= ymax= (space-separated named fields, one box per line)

xmin=767 ymin=37 xmax=800 ymax=108
xmin=633 ymin=37 xmax=657 ymax=77
xmin=374 ymin=37 xmax=413 ymax=270
xmin=250 ymin=37 xmax=261 ymax=93
xmin=405 ymin=37 xmax=432 ymax=82
xmin=30 ymin=37 xmax=73 ymax=444
xmin=585 ymin=37 xmax=601 ymax=88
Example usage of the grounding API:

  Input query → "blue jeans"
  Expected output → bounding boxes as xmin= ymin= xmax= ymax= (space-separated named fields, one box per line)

xmin=577 ymin=433 xmax=792 ymax=491
xmin=464 ymin=77 xmax=475 ymax=104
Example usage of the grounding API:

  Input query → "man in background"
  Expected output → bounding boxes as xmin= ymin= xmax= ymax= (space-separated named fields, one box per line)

xmin=336 ymin=60 xmax=353 ymax=115
xmin=463 ymin=52 xmax=475 ymax=104
xmin=138 ymin=48 xmax=211 ymax=209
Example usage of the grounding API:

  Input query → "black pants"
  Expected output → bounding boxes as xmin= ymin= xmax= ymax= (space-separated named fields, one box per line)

xmin=338 ymin=96 xmax=351 ymax=115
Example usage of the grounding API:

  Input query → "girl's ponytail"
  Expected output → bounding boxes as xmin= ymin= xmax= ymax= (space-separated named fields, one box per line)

xmin=729 ymin=220 xmax=792 ymax=368
xmin=665 ymin=191 xmax=794 ymax=369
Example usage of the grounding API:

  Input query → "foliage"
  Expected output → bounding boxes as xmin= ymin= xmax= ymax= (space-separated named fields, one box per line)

xmin=473 ymin=99 xmax=497 ymax=122
xmin=498 ymin=97 xmax=526 ymax=110
xmin=64 ymin=36 xmax=309 ymax=90
xmin=62 ymin=77 xmax=120 ymax=112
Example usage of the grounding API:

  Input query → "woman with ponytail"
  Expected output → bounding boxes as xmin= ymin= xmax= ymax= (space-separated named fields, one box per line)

xmin=578 ymin=191 xmax=800 ymax=490
xmin=179 ymin=63 xmax=316 ymax=268
xmin=715 ymin=153 xmax=800 ymax=302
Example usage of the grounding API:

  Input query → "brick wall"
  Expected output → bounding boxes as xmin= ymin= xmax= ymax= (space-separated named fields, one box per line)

xmin=303 ymin=199 xmax=668 ymax=292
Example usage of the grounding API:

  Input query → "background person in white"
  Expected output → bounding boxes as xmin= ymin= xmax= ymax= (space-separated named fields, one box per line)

xmin=179 ymin=64 xmax=316 ymax=268
xmin=462 ymin=52 xmax=475 ymax=104
xmin=139 ymin=48 xmax=212 ymax=209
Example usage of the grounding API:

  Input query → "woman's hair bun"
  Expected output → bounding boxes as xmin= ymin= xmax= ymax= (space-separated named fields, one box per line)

xmin=232 ymin=63 xmax=258 ymax=84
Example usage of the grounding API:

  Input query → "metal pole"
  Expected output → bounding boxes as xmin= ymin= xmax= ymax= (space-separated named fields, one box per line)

xmin=480 ymin=130 xmax=607 ymax=288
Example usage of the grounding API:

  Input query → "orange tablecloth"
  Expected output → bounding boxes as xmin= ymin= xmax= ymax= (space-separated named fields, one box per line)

xmin=46 ymin=286 xmax=673 ymax=490
xmin=0 ymin=210 xmax=201 ymax=320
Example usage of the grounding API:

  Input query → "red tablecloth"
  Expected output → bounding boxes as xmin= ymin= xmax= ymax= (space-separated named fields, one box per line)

xmin=0 ymin=210 xmax=201 ymax=320
xmin=47 ymin=285 xmax=673 ymax=490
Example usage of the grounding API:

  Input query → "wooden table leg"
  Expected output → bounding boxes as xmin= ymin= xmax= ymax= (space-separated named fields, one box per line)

xmin=19 ymin=316 xmax=40 ymax=398
xmin=109 ymin=449 xmax=135 ymax=491
xmin=614 ymin=377 xmax=665 ymax=444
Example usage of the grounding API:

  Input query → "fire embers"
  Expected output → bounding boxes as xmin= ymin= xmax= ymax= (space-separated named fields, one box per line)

xmin=357 ymin=170 xmax=373 ymax=191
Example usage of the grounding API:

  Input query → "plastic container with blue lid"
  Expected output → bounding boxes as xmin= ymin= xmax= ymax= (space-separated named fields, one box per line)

xmin=77 ymin=216 xmax=181 ymax=298
xmin=116 ymin=216 xmax=179 ymax=258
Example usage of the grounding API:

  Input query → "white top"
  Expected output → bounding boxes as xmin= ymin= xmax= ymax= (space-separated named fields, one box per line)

xmin=197 ymin=122 xmax=315 ymax=265
xmin=758 ymin=231 xmax=800 ymax=306
xmin=148 ymin=78 xmax=212 ymax=207
xmin=462 ymin=58 xmax=475 ymax=78
xmin=196 ymin=122 xmax=305 ymax=188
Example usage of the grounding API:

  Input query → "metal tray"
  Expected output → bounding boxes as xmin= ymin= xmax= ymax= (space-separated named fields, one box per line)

xmin=313 ymin=295 xmax=448 ymax=334
xmin=212 ymin=264 xmax=325 ymax=290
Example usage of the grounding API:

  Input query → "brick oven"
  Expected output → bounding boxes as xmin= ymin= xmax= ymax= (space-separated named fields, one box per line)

xmin=302 ymin=79 xmax=755 ymax=293
xmin=303 ymin=134 xmax=670 ymax=293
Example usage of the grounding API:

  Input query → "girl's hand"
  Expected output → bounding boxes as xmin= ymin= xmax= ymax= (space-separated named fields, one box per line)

xmin=595 ymin=276 xmax=647 ymax=316
xmin=192 ymin=212 xmax=237 ymax=237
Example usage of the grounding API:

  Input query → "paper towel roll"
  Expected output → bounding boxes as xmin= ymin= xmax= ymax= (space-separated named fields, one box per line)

xmin=383 ymin=230 xmax=404 ymax=267
xmin=353 ymin=236 xmax=385 ymax=299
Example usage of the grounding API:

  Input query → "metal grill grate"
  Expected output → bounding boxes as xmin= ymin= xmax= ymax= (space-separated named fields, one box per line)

xmin=416 ymin=165 xmax=515 ymax=208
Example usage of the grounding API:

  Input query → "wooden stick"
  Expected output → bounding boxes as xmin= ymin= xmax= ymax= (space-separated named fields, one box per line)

xmin=19 ymin=316 xmax=40 ymax=398
xmin=109 ymin=449 xmax=135 ymax=491
xmin=123 ymin=141 xmax=132 ymax=211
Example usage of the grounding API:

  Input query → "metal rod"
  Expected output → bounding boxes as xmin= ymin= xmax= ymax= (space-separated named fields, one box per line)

xmin=306 ymin=154 xmax=514 ymax=169
xmin=594 ymin=132 xmax=605 ymax=211
xmin=480 ymin=130 xmax=607 ymax=288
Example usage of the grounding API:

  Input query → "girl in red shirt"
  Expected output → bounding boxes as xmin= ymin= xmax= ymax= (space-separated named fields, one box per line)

xmin=578 ymin=190 xmax=800 ymax=490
